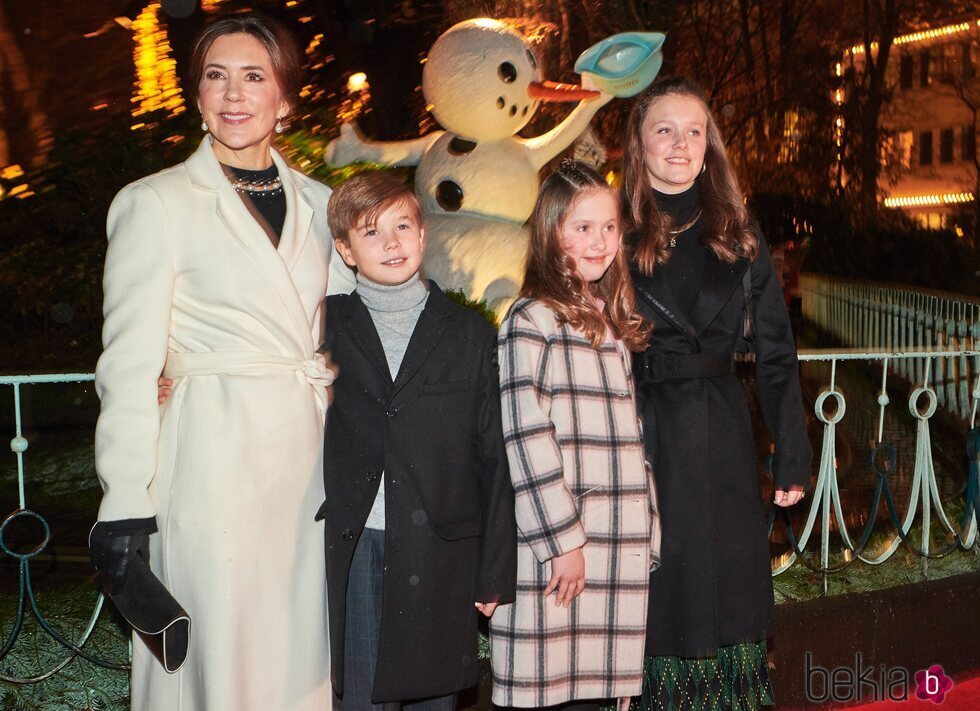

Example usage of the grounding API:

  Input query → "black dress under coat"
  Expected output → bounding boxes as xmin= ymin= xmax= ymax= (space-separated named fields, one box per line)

xmin=318 ymin=282 xmax=517 ymax=702
xmin=632 ymin=184 xmax=812 ymax=658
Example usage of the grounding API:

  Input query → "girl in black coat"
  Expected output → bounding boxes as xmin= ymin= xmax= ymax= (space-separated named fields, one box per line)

xmin=622 ymin=78 xmax=813 ymax=710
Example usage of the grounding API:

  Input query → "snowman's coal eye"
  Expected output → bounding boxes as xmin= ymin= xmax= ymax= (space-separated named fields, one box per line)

xmin=525 ymin=50 xmax=537 ymax=70
xmin=498 ymin=62 xmax=517 ymax=83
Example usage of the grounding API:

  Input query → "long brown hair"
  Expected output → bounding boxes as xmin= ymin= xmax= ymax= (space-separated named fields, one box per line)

xmin=622 ymin=77 xmax=757 ymax=274
xmin=521 ymin=161 xmax=650 ymax=351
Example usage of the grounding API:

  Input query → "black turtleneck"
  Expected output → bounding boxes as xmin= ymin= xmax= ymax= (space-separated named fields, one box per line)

xmin=224 ymin=163 xmax=286 ymax=247
xmin=654 ymin=181 xmax=706 ymax=317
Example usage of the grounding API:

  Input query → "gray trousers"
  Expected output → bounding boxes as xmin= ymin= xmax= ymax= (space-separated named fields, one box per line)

xmin=339 ymin=527 xmax=456 ymax=711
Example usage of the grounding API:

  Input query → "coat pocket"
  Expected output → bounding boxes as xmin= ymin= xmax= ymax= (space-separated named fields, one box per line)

xmin=421 ymin=378 xmax=474 ymax=395
xmin=434 ymin=517 xmax=482 ymax=541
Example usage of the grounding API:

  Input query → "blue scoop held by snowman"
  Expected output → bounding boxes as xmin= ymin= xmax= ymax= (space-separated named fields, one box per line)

xmin=324 ymin=20 xmax=665 ymax=309
xmin=575 ymin=32 xmax=666 ymax=98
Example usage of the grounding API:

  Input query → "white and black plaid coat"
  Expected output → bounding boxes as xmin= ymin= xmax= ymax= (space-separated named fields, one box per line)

xmin=490 ymin=298 xmax=662 ymax=707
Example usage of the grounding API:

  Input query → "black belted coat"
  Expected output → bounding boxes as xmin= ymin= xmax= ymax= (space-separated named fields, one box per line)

xmin=633 ymin=233 xmax=812 ymax=658
xmin=318 ymin=282 xmax=517 ymax=702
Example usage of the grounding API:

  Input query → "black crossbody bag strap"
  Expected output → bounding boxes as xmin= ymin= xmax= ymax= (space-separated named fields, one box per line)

xmin=634 ymin=283 xmax=701 ymax=353
xmin=742 ymin=266 xmax=755 ymax=343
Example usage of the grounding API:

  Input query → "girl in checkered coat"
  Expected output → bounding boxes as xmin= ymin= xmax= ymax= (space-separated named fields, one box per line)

xmin=490 ymin=160 xmax=662 ymax=711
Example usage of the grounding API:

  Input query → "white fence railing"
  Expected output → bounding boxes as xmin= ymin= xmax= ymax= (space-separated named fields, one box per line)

xmin=800 ymin=273 xmax=980 ymax=420
xmin=1 ymin=372 xmax=129 ymax=684
xmin=777 ymin=349 xmax=979 ymax=590
xmin=3 ymin=341 xmax=980 ymax=678
xmin=796 ymin=274 xmax=980 ymax=590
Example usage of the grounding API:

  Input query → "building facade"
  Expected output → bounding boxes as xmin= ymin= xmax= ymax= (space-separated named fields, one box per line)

xmin=841 ymin=18 xmax=978 ymax=230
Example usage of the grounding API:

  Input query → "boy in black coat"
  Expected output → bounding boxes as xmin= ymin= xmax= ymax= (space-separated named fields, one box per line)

xmin=318 ymin=171 xmax=517 ymax=710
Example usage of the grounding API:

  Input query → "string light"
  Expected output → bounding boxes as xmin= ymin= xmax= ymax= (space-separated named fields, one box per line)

xmin=849 ymin=20 xmax=974 ymax=55
xmin=883 ymin=192 xmax=975 ymax=208
xmin=0 ymin=165 xmax=24 ymax=180
xmin=347 ymin=72 xmax=369 ymax=93
xmin=131 ymin=2 xmax=184 ymax=124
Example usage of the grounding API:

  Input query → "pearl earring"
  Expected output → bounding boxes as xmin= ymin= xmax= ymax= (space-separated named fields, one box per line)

xmin=201 ymin=119 xmax=208 ymax=132
xmin=275 ymin=117 xmax=284 ymax=134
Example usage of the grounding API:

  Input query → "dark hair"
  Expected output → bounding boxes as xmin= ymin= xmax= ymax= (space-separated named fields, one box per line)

xmin=622 ymin=77 xmax=757 ymax=273
xmin=328 ymin=170 xmax=422 ymax=244
xmin=188 ymin=13 xmax=302 ymax=110
xmin=521 ymin=160 xmax=650 ymax=351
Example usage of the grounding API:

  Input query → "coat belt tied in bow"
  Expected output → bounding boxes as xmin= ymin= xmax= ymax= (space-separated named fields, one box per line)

xmin=164 ymin=350 xmax=335 ymax=414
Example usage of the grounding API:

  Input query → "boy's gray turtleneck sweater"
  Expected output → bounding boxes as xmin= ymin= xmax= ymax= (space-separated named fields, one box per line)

xmin=356 ymin=272 xmax=429 ymax=530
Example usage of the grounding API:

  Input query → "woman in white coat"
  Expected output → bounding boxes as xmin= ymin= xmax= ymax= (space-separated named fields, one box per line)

xmin=88 ymin=14 xmax=353 ymax=710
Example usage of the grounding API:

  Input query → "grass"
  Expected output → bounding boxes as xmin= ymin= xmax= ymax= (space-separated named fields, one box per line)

xmin=0 ymin=583 xmax=129 ymax=711
xmin=772 ymin=514 xmax=980 ymax=603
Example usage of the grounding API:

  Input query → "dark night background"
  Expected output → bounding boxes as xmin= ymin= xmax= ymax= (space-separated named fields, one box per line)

xmin=0 ymin=5 xmax=977 ymax=710
xmin=0 ymin=0 xmax=976 ymax=372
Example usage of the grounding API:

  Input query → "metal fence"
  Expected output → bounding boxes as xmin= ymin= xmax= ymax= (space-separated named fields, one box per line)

xmin=800 ymin=273 xmax=980 ymax=420
xmin=3 ymin=346 xmax=980 ymax=678
xmin=1 ymin=373 xmax=128 ymax=684
xmin=794 ymin=274 xmax=980 ymax=589
xmin=773 ymin=350 xmax=979 ymax=588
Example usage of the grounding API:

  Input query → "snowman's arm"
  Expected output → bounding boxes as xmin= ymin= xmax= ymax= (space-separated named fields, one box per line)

xmin=324 ymin=123 xmax=444 ymax=168
xmin=520 ymin=94 xmax=614 ymax=170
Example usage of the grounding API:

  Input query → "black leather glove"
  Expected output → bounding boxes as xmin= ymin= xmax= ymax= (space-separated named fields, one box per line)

xmin=89 ymin=518 xmax=158 ymax=596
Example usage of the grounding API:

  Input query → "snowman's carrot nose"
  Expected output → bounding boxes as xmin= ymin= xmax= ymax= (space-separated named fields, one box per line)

xmin=527 ymin=81 xmax=601 ymax=102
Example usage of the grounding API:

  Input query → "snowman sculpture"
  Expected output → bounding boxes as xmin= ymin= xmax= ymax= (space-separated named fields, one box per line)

xmin=325 ymin=18 xmax=616 ymax=308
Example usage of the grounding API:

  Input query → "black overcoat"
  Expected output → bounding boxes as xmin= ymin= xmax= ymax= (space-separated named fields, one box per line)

xmin=632 ymin=236 xmax=812 ymax=658
xmin=318 ymin=282 xmax=517 ymax=702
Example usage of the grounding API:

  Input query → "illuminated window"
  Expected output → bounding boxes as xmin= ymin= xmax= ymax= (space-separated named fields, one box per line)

xmin=900 ymin=54 xmax=914 ymax=88
xmin=940 ymin=42 xmax=959 ymax=81
xmin=917 ymin=212 xmax=945 ymax=229
xmin=940 ymin=128 xmax=954 ymax=163
xmin=898 ymin=131 xmax=914 ymax=169
xmin=920 ymin=50 xmax=931 ymax=86
xmin=919 ymin=130 xmax=933 ymax=165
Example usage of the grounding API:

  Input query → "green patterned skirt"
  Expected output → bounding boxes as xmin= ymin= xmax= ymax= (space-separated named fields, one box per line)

xmin=627 ymin=640 xmax=774 ymax=711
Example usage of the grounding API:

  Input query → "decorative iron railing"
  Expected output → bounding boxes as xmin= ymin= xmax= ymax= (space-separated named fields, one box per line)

xmin=772 ymin=350 xmax=979 ymax=591
xmin=1 ymin=373 xmax=129 ymax=685
xmin=794 ymin=274 xmax=980 ymax=590
xmin=800 ymin=273 xmax=980 ymax=420
xmin=2 ymin=347 xmax=979 ymax=680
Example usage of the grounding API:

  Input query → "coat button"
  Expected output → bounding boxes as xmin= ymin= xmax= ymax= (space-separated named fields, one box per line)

xmin=386 ymin=406 xmax=399 ymax=418
xmin=364 ymin=471 xmax=379 ymax=482
xmin=341 ymin=528 xmax=354 ymax=541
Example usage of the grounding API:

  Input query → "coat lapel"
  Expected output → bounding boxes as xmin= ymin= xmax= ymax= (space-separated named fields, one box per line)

xmin=185 ymin=138 xmax=315 ymax=356
xmin=633 ymin=267 xmax=700 ymax=351
xmin=342 ymin=294 xmax=393 ymax=385
xmin=272 ymin=150 xmax=314 ymax=273
xmin=688 ymin=254 xmax=750 ymax=336
xmin=392 ymin=284 xmax=453 ymax=394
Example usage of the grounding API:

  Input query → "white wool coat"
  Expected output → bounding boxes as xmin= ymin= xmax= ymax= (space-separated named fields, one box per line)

xmin=94 ymin=137 xmax=354 ymax=710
